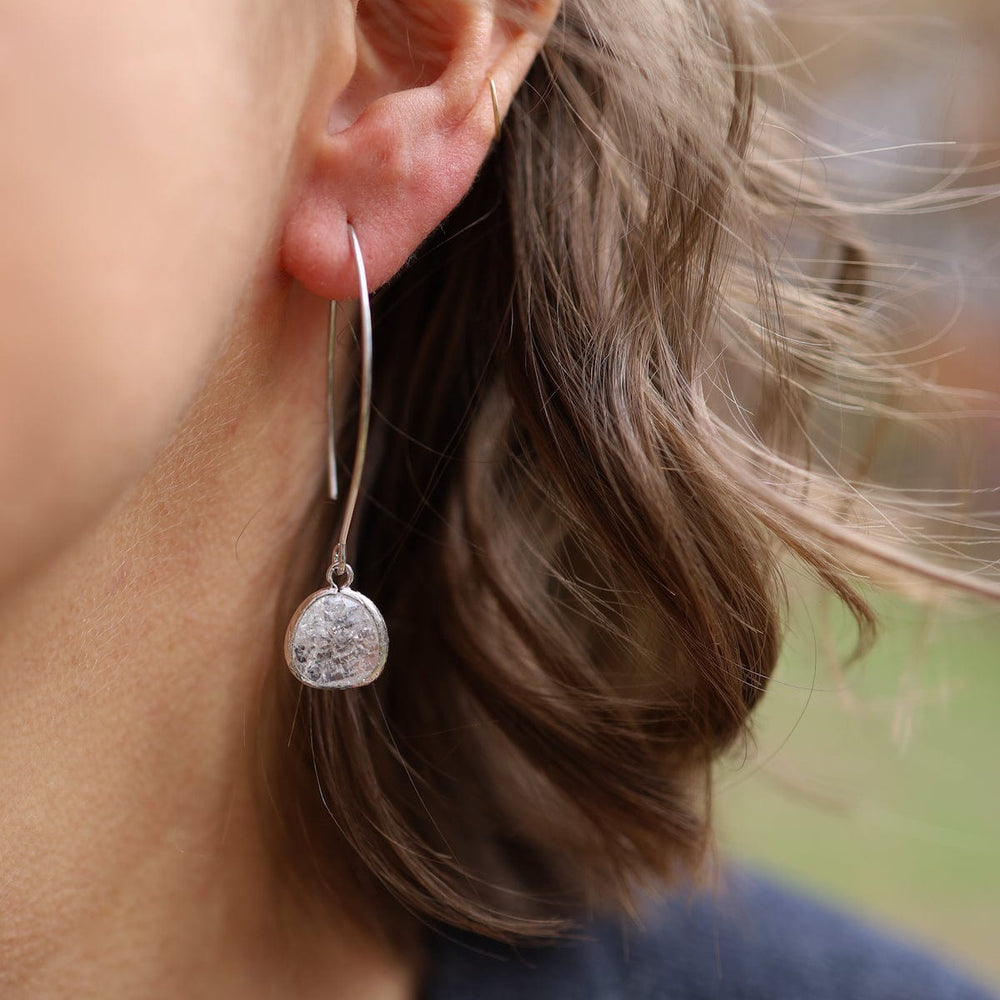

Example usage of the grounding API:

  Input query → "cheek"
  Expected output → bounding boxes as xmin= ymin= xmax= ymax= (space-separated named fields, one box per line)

xmin=0 ymin=2 xmax=293 ymax=589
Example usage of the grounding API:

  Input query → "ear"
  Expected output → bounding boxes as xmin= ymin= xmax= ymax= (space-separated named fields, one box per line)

xmin=280 ymin=0 xmax=558 ymax=300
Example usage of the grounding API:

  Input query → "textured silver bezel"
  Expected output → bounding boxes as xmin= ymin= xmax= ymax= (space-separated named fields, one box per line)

xmin=284 ymin=586 xmax=389 ymax=690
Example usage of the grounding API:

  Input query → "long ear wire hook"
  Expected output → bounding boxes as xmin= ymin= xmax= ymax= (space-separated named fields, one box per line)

xmin=328 ymin=223 xmax=372 ymax=584
xmin=489 ymin=78 xmax=502 ymax=142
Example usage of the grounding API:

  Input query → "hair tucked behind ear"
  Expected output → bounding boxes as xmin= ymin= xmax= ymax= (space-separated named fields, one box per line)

xmin=262 ymin=0 xmax=1000 ymax=943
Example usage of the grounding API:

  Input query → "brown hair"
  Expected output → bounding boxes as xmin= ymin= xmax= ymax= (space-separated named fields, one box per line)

xmin=262 ymin=0 xmax=999 ymax=943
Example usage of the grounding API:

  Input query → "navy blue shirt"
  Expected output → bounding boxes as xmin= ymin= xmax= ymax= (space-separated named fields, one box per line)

xmin=423 ymin=870 xmax=997 ymax=999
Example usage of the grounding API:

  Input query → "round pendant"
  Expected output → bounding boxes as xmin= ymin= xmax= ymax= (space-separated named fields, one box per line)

xmin=284 ymin=587 xmax=388 ymax=689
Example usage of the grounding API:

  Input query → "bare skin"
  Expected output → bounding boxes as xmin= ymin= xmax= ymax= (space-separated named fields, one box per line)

xmin=0 ymin=283 xmax=397 ymax=998
xmin=0 ymin=0 xmax=557 ymax=996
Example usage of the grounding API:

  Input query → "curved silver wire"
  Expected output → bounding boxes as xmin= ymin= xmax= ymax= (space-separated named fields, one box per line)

xmin=327 ymin=293 xmax=339 ymax=503
xmin=489 ymin=78 xmax=502 ymax=142
xmin=327 ymin=223 xmax=371 ymax=583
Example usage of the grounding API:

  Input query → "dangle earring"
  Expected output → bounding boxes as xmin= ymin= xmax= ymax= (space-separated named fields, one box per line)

xmin=284 ymin=224 xmax=389 ymax=689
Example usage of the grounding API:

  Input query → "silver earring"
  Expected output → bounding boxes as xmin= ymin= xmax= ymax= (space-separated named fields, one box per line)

xmin=284 ymin=224 xmax=389 ymax=689
xmin=489 ymin=77 xmax=502 ymax=142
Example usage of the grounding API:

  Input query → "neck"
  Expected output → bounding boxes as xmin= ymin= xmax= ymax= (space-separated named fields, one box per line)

xmin=0 ymin=279 xmax=415 ymax=998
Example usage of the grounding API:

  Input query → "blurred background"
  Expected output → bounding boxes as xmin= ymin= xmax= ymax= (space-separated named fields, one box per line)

xmin=716 ymin=0 xmax=1000 ymax=989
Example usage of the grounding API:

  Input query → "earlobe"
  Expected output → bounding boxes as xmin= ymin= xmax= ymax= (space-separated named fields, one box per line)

xmin=280 ymin=0 xmax=558 ymax=302
xmin=281 ymin=83 xmax=489 ymax=300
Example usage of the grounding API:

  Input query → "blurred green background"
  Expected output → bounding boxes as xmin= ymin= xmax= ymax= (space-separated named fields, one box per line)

xmin=718 ymin=596 xmax=1000 ymax=987
xmin=719 ymin=2 xmax=1000 ymax=988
